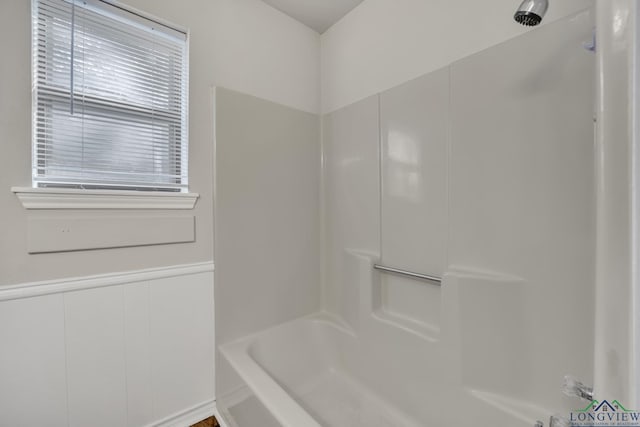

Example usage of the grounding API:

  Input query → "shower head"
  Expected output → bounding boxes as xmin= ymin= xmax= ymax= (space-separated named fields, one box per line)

xmin=514 ymin=0 xmax=548 ymax=26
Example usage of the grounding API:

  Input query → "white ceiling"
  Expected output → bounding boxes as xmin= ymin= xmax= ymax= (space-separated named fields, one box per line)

xmin=261 ymin=0 xmax=365 ymax=33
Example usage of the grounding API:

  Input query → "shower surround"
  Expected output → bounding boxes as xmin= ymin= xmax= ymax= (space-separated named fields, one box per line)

xmin=215 ymin=8 xmax=598 ymax=427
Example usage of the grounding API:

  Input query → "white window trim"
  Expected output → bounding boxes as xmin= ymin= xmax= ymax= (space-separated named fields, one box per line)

xmin=12 ymin=187 xmax=198 ymax=210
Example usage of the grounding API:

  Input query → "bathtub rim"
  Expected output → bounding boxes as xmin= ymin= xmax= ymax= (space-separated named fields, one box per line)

xmin=218 ymin=311 xmax=354 ymax=427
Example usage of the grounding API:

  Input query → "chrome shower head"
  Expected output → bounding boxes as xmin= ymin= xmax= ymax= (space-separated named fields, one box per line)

xmin=514 ymin=0 xmax=548 ymax=26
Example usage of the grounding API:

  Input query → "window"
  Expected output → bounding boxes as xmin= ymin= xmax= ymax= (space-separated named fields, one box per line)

xmin=32 ymin=0 xmax=189 ymax=192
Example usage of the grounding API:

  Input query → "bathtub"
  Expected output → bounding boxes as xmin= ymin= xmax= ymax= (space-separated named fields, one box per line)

xmin=217 ymin=254 xmax=559 ymax=427
xmin=220 ymin=297 xmax=553 ymax=427
xmin=220 ymin=312 xmax=424 ymax=427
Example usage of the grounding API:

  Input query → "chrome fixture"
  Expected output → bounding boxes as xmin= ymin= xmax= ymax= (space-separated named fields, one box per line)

xmin=373 ymin=264 xmax=442 ymax=285
xmin=537 ymin=376 xmax=594 ymax=426
xmin=514 ymin=0 xmax=549 ymax=26
xmin=562 ymin=375 xmax=594 ymax=401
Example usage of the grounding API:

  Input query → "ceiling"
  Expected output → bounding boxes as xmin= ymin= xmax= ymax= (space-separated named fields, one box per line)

xmin=261 ymin=0 xmax=365 ymax=33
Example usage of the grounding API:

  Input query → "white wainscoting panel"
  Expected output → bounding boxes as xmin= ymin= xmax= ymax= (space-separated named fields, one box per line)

xmin=65 ymin=286 xmax=128 ymax=427
xmin=0 ymin=263 xmax=215 ymax=427
xmin=0 ymin=294 xmax=68 ymax=427
xmin=150 ymin=273 xmax=215 ymax=421
xmin=124 ymin=282 xmax=154 ymax=427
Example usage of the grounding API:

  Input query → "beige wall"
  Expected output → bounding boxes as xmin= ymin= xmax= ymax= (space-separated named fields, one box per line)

xmin=321 ymin=0 xmax=593 ymax=113
xmin=0 ymin=0 xmax=320 ymax=286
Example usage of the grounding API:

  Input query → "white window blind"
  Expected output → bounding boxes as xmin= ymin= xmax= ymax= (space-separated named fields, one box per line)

xmin=32 ymin=0 xmax=189 ymax=192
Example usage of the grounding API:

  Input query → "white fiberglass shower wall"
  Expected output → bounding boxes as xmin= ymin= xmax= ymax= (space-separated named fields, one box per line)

xmin=215 ymin=1 xmax=638 ymax=426
xmin=321 ymin=8 xmax=594 ymax=425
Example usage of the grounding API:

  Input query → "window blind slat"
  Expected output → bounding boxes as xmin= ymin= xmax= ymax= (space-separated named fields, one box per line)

xmin=33 ymin=0 xmax=189 ymax=192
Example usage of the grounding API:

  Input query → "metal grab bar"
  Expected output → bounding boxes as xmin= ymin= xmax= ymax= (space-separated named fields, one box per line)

xmin=373 ymin=264 xmax=442 ymax=285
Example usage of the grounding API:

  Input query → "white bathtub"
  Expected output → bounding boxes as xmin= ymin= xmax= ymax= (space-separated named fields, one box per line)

xmin=220 ymin=312 xmax=424 ymax=427
xmin=218 ymin=259 xmax=556 ymax=427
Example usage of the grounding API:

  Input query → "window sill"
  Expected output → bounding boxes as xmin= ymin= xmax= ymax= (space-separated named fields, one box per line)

xmin=11 ymin=187 xmax=199 ymax=210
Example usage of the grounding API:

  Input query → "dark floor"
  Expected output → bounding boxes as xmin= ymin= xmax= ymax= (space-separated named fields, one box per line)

xmin=190 ymin=416 xmax=219 ymax=427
